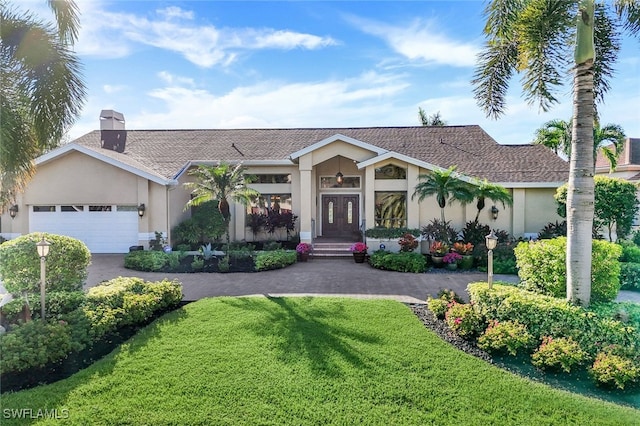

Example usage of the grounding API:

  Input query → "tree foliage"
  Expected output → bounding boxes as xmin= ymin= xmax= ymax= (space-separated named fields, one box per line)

xmin=555 ymin=176 xmax=639 ymax=241
xmin=1 ymin=0 xmax=86 ymax=210
xmin=418 ymin=108 xmax=447 ymax=126
xmin=412 ymin=166 xmax=474 ymax=224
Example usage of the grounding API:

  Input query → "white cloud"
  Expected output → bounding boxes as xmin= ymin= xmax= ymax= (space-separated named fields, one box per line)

xmin=347 ymin=15 xmax=479 ymax=68
xmin=103 ymin=84 xmax=127 ymax=94
xmin=157 ymin=71 xmax=195 ymax=87
xmin=157 ymin=6 xmax=194 ymax=20
xmin=73 ymin=3 xmax=337 ymax=67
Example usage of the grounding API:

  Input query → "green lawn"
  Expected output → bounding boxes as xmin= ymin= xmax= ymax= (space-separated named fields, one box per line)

xmin=1 ymin=297 xmax=638 ymax=425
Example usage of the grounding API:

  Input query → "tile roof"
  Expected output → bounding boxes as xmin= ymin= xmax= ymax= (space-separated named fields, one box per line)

xmin=596 ymin=138 xmax=640 ymax=168
xmin=72 ymin=125 xmax=569 ymax=183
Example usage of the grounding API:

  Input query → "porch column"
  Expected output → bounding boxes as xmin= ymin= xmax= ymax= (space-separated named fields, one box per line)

xmin=365 ymin=166 xmax=375 ymax=229
xmin=406 ymin=164 xmax=420 ymax=229
xmin=299 ymin=155 xmax=313 ymax=243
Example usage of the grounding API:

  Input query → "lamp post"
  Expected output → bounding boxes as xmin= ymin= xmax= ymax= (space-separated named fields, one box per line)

xmin=36 ymin=236 xmax=50 ymax=320
xmin=485 ymin=230 xmax=498 ymax=290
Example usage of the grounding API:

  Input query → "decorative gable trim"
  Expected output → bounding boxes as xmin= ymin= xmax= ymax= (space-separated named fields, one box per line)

xmin=289 ymin=134 xmax=387 ymax=160
xmin=36 ymin=143 xmax=175 ymax=186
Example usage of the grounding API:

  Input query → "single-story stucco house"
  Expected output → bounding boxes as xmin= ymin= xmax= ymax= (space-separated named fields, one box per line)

xmin=0 ymin=110 xmax=569 ymax=253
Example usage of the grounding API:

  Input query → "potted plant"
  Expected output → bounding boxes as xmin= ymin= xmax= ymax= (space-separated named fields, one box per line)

xmin=452 ymin=242 xmax=474 ymax=270
xmin=350 ymin=242 xmax=368 ymax=263
xmin=398 ymin=233 xmax=419 ymax=252
xmin=429 ymin=241 xmax=449 ymax=267
xmin=296 ymin=242 xmax=312 ymax=262
xmin=443 ymin=252 xmax=462 ymax=270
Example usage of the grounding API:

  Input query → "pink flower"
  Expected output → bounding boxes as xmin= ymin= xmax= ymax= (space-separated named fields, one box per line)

xmin=350 ymin=242 xmax=368 ymax=253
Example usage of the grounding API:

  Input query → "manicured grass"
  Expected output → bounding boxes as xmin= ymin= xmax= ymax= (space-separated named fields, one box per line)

xmin=1 ymin=297 xmax=638 ymax=425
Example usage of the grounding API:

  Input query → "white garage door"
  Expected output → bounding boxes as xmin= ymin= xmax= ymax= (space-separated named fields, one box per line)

xmin=29 ymin=205 xmax=139 ymax=253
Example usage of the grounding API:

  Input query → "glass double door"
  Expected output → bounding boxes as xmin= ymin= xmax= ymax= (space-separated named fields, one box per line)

xmin=321 ymin=194 xmax=360 ymax=238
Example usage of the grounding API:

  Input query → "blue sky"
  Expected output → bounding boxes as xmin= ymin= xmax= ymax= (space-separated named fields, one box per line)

xmin=25 ymin=0 xmax=640 ymax=145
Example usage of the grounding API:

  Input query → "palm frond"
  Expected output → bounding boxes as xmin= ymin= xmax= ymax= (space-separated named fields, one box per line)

xmin=47 ymin=0 xmax=80 ymax=45
xmin=593 ymin=4 xmax=621 ymax=105
xmin=616 ymin=0 xmax=640 ymax=36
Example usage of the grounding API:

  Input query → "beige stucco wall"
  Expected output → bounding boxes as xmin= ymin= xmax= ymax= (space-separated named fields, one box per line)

xmin=0 ymin=151 xmax=170 ymax=248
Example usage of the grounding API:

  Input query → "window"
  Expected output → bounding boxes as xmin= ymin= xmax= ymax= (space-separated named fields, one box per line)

xmin=320 ymin=176 xmax=360 ymax=188
xmin=89 ymin=205 xmax=112 ymax=212
xmin=247 ymin=194 xmax=292 ymax=214
xmin=117 ymin=205 xmax=138 ymax=212
xmin=33 ymin=206 xmax=55 ymax=212
xmin=375 ymin=164 xmax=406 ymax=180
xmin=61 ymin=205 xmax=84 ymax=212
xmin=252 ymin=174 xmax=291 ymax=184
xmin=375 ymin=192 xmax=407 ymax=228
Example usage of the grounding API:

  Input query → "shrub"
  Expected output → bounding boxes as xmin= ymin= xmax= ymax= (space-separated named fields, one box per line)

xmin=477 ymin=320 xmax=535 ymax=356
xmin=619 ymin=262 xmax=640 ymax=291
xmin=124 ymin=250 xmax=170 ymax=272
xmin=17 ymin=291 xmax=87 ymax=321
xmin=492 ymin=257 xmax=518 ymax=275
xmin=365 ymin=227 xmax=421 ymax=239
xmin=445 ymin=302 xmax=485 ymax=340
xmin=191 ymin=256 xmax=204 ymax=271
xmin=263 ymin=241 xmax=283 ymax=251
xmin=369 ymin=251 xmax=426 ymax=273
xmin=426 ymin=298 xmax=449 ymax=319
xmin=254 ymin=250 xmax=297 ymax=271
xmin=537 ymin=220 xmax=567 ymax=239
xmin=398 ymin=233 xmax=418 ymax=252
xmin=421 ymin=219 xmax=459 ymax=244
xmin=172 ymin=200 xmax=226 ymax=248
xmin=532 ymin=336 xmax=587 ymax=373
xmin=618 ymin=240 xmax=640 ymax=263
xmin=84 ymin=277 xmax=182 ymax=338
xmin=467 ymin=283 xmax=638 ymax=358
xmin=217 ymin=256 xmax=231 ymax=273
xmin=590 ymin=348 xmax=639 ymax=390
xmin=0 ymin=320 xmax=73 ymax=374
xmin=0 ymin=233 xmax=91 ymax=294
xmin=514 ymin=237 xmax=622 ymax=303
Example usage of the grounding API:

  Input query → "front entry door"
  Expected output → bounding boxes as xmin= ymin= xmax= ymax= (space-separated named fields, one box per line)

xmin=322 ymin=195 xmax=360 ymax=238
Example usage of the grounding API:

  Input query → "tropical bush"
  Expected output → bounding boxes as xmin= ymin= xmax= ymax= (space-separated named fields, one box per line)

xmin=254 ymin=250 xmax=297 ymax=271
xmin=532 ymin=336 xmax=587 ymax=373
xmin=514 ymin=237 xmax=622 ymax=302
xmin=618 ymin=239 xmax=640 ymax=263
xmin=467 ymin=283 xmax=638 ymax=358
xmin=444 ymin=302 xmax=485 ymax=340
xmin=421 ymin=219 xmax=459 ymax=244
xmin=619 ymin=262 xmax=640 ymax=291
xmin=590 ymin=347 xmax=639 ymax=390
xmin=124 ymin=250 xmax=173 ymax=272
xmin=398 ymin=233 xmax=418 ymax=252
xmin=0 ymin=320 xmax=73 ymax=374
xmin=0 ymin=233 xmax=91 ymax=294
xmin=172 ymin=200 xmax=226 ymax=248
xmin=84 ymin=277 xmax=182 ymax=339
xmin=477 ymin=320 xmax=535 ymax=356
xmin=369 ymin=251 xmax=426 ymax=273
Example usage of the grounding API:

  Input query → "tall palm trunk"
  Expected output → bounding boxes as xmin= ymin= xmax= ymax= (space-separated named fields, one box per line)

xmin=567 ymin=0 xmax=596 ymax=306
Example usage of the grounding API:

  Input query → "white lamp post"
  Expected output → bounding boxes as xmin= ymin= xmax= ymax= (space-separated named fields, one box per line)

xmin=36 ymin=236 xmax=50 ymax=320
xmin=485 ymin=230 xmax=498 ymax=290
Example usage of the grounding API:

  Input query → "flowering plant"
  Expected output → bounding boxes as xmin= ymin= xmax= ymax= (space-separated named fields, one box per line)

xmin=442 ymin=252 xmax=462 ymax=264
xmin=452 ymin=242 xmax=474 ymax=255
xmin=398 ymin=233 xmax=419 ymax=252
xmin=430 ymin=241 xmax=449 ymax=255
xmin=296 ymin=243 xmax=312 ymax=254
xmin=350 ymin=242 xmax=368 ymax=253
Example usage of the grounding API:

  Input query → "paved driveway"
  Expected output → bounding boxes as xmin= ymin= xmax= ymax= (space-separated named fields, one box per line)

xmin=86 ymin=254 xmax=522 ymax=304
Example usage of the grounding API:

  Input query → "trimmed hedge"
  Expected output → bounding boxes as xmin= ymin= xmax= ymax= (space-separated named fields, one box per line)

xmin=124 ymin=250 xmax=175 ymax=272
xmin=0 ymin=233 xmax=91 ymax=294
xmin=364 ymin=227 xmax=421 ymax=239
xmin=84 ymin=277 xmax=183 ymax=339
xmin=467 ymin=283 xmax=638 ymax=358
xmin=254 ymin=250 xmax=297 ymax=271
xmin=514 ymin=237 xmax=622 ymax=303
xmin=369 ymin=250 xmax=426 ymax=273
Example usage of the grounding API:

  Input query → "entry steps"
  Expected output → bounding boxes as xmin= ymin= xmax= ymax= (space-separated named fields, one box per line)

xmin=311 ymin=241 xmax=353 ymax=258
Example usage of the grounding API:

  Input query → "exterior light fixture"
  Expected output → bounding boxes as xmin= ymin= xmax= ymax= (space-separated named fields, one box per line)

xmin=491 ymin=205 xmax=499 ymax=220
xmin=485 ymin=230 xmax=498 ymax=290
xmin=36 ymin=236 xmax=51 ymax=320
xmin=8 ymin=204 xmax=18 ymax=219
xmin=335 ymin=156 xmax=343 ymax=185
xmin=137 ymin=203 xmax=146 ymax=217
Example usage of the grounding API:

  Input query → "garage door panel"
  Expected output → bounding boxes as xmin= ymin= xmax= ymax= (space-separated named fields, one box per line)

xmin=29 ymin=206 xmax=139 ymax=253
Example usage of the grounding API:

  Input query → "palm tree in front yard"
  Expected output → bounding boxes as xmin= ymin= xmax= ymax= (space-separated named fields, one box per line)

xmin=472 ymin=179 xmax=513 ymax=222
xmin=472 ymin=0 xmax=639 ymax=306
xmin=183 ymin=163 xmax=259 ymax=245
xmin=412 ymin=166 xmax=474 ymax=224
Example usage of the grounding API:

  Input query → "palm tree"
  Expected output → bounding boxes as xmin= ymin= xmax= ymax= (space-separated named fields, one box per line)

xmin=472 ymin=0 xmax=639 ymax=306
xmin=183 ymin=163 xmax=260 ymax=245
xmin=534 ymin=119 xmax=626 ymax=171
xmin=418 ymin=108 xmax=448 ymax=126
xmin=412 ymin=166 xmax=475 ymax=225
xmin=1 ymin=0 xmax=86 ymax=210
xmin=472 ymin=179 xmax=513 ymax=222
